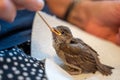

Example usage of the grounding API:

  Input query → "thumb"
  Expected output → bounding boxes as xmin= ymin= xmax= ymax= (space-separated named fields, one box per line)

xmin=13 ymin=0 xmax=44 ymax=11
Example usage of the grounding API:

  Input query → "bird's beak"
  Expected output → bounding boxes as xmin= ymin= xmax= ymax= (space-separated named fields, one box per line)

xmin=52 ymin=28 xmax=61 ymax=36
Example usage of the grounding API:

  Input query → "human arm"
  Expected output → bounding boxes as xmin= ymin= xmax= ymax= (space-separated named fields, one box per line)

xmin=68 ymin=1 xmax=120 ymax=45
xmin=46 ymin=0 xmax=120 ymax=45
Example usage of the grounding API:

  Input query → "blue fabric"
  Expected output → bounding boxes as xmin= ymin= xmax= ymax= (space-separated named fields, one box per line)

xmin=0 ymin=3 xmax=53 ymax=50
xmin=0 ymin=10 xmax=34 ymax=50
xmin=0 ymin=47 xmax=47 ymax=80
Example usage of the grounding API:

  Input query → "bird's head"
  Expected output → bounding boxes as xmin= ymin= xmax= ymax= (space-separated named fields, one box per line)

xmin=52 ymin=25 xmax=73 ymax=43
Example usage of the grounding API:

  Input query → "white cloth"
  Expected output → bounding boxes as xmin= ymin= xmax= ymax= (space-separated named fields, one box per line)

xmin=32 ymin=11 xmax=120 ymax=80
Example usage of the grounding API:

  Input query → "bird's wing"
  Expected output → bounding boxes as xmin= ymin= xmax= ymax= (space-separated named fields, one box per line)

xmin=71 ymin=38 xmax=99 ymax=56
xmin=59 ymin=43 xmax=96 ymax=67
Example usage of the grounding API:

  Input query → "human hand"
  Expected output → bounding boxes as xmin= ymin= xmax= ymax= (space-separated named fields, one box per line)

xmin=67 ymin=1 xmax=120 ymax=45
xmin=0 ymin=0 xmax=44 ymax=22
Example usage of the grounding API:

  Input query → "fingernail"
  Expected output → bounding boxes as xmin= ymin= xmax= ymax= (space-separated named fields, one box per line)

xmin=37 ymin=0 xmax=45 ymax=10
xmin=26 ymin=0 xmax=45 ymax=11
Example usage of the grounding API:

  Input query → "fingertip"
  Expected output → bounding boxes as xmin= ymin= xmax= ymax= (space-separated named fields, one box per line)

xmin=26 ymin=0 xmax=45 ymax=11
xmin=13 ymin=0 xmax=45 ymax=11
xmin=0 ymin=12 xmax=16 ymax=22
xmin=7 ymin=12 xmax=16 ymax=22
xmin=37 ymin=0 xmax=44 ymax=10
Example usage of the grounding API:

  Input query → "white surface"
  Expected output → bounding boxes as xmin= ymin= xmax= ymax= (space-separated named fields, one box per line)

xmin=32 ymin=11 xmax=120 ymax=80
xmin=45 ymin=59 xmax=73 ymax=80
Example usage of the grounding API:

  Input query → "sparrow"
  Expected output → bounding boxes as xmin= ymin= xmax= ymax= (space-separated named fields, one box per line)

xmin=52 ymin=25 xmax=114 ymax=75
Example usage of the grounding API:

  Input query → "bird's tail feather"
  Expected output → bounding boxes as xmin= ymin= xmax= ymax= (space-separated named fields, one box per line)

xmin=97 ymin=64 xmax=114 ymax=76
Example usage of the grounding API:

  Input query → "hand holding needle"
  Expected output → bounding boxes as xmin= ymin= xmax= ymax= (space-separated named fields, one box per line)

xmin=37 ymin=11 xmax=61 ymax=35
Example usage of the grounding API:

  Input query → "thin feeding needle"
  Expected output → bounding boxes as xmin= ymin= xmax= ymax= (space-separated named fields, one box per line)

xmin=37 ymin=11 xmax=61 ymax=35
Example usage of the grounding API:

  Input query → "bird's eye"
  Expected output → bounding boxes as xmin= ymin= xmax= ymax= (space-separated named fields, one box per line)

xmin=61 ymin=31 xmax=65 ymax=34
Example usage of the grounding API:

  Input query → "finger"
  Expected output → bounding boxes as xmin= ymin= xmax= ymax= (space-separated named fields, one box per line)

xmin=13 ymin=5 xmax=25 ymax=10
xmin=0 ymin=0 xmax=16 ymax=22
xmin=12 ymin=0 xmax=44 ymax=11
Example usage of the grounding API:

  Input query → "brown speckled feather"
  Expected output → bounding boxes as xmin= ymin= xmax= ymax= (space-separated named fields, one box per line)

xmin=59 ymin=38 xmax=97 ymax=73
xmin=52 ymin=25 xmax=114 ymax=75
